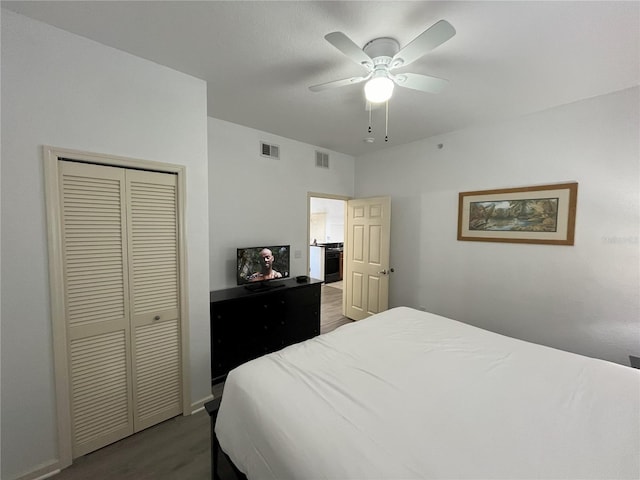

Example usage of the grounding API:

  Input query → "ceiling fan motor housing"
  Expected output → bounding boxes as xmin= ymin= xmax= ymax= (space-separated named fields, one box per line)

xmin=363 ymin=37 xmax=400 ymax=66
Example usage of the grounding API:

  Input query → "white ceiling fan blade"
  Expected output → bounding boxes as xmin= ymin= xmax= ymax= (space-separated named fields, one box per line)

xmin=393 ymin=73 xmax=449 ymax=94
xmin=309 ymin=75 xmax=369 ymax=92
xmin=391 ymin=20 xmax=456 ymax=68
xmin=324 ymin=32 xmax=374 ymax=69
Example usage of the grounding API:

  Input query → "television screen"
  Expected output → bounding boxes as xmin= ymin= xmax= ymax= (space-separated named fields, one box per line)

xmin=237 ymin=245 xmax=290 ymax=286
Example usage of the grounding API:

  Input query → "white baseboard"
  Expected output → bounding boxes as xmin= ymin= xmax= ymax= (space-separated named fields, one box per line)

xmin=190 ymin=393 xmax=214 ymax=414
xmin=14 ymin=460 xmax=60 ymax=480
xmin=31 ymin=470 xmax=61 ymax=480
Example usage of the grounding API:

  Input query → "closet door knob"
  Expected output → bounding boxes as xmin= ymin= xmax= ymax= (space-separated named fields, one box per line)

xmin=154 ymin=315 xmax=161 ymax=321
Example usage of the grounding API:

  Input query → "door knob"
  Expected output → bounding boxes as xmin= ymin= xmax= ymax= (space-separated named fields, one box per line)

xmin=378 ymin=268 xmax=395 ymax=275
xmin=154 ymin=315 xmax=161 ymax=321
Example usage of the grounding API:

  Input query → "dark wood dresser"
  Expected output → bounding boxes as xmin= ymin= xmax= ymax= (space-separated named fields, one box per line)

xmin=210 ymin=278 xmax=322 ymax=385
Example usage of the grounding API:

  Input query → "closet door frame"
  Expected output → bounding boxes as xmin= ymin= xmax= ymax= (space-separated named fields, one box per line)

xmin=44 ymin=146 xmax=191 ymax=470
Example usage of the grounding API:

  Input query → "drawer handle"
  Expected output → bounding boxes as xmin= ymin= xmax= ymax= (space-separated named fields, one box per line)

xmin=154 ymin=315 xmax=161 ymax=321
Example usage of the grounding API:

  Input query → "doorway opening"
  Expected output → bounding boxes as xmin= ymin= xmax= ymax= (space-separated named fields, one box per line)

xmin=307 ymin=193 xmax=351 ymax=333
xmin=308 ymin=194 xmax=346 ymax=284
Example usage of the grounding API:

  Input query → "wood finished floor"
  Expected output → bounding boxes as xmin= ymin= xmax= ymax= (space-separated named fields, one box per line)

xmin=320 ymin=282 xmax=352 ymax=334
xmin=52 ymin=284 xmax=352 ymax=480
xmin=51 ymin=410 xmax=212 ymax=480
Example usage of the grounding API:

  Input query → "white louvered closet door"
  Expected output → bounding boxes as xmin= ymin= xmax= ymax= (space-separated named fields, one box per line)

xmin=59 ymin=161 xmax=182 ymax=457
xmin=126 ymin=169 xmax=182 ymax=431
xmin=60 ymin=161 xmax=134 ymax=457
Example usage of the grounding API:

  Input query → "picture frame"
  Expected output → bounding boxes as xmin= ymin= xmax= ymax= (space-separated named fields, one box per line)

xmin=458 ymin=182 xmax=578 ymax=245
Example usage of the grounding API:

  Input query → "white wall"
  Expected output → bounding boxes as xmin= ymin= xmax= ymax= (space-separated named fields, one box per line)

xmin=355 ymin=87 xmax=639 ymax=366
xmin=208 ymin=118 xmax=355 ymax=291
xmin=1 ymin=10 xmax=210 ymax=480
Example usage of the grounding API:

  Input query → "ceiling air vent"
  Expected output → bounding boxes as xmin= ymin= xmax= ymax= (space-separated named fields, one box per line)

xmin=315 ymin=151 xmax=329 ymax=169
xmin=260 ymin=141 xmax=280 ymax=159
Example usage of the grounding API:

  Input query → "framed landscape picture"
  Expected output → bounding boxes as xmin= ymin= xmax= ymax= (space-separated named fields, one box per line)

xmin=458 ymin=182 xmax=578 ymax=245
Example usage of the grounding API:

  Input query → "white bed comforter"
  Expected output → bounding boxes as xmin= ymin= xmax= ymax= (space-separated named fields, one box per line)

xmin=215 ymin=307 xmax=640 ymax=479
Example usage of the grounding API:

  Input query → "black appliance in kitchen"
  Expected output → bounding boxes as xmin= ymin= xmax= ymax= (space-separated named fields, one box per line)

xmin=321 ymin=242 xmax=343 ymax=284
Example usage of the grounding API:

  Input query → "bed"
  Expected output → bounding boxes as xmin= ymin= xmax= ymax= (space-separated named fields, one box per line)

xmin=214 ymin=306 xmax=640 ymax=479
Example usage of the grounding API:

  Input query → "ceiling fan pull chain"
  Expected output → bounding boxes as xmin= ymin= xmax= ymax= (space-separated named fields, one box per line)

xmin=385 ymin=101 xmax=389 ymax=142
xmin=368 ymin=101 xmax=372 ymax=134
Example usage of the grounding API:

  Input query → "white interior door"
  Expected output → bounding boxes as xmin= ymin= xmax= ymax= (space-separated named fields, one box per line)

xmin=59 ymin=161 xmax=134 ymax=457
xmin=58 ymin=161 xmax=182 ymax=457
xmin=344 ymin=196 xmax=391 ymax=320
xmin=126 ymin=169 xmax=182 ymax=431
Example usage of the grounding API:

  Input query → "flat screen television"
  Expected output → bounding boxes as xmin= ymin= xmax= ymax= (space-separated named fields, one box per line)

xmin=237 ymin=245 xmax=290 ymax=291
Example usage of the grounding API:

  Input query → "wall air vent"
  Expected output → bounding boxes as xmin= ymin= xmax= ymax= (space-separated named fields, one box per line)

xmin=315 ymin=151 xmax=329 ymax=169
xmin=260 ymin=141 xmax=280 ymax=159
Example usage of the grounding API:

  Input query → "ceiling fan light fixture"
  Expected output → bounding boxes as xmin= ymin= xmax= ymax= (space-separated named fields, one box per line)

xmin=364 ymin=74 xmax=394 ymax=103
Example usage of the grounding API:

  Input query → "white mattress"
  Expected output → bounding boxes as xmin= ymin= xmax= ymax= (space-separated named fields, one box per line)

xmin=215 ymin=307 xmax=640 ymax=479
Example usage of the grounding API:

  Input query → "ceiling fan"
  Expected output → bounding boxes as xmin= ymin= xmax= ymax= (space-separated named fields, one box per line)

xmin=309 ymin=20 xmax=456 ymax=103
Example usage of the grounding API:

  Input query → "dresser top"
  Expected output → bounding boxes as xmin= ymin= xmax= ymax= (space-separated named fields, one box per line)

xmin=210 ymin=277 xmax=323 ymax=302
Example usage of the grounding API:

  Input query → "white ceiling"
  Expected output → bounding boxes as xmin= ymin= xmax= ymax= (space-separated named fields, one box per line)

xmin=3 ymin=1 xmax=639 ymax=157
